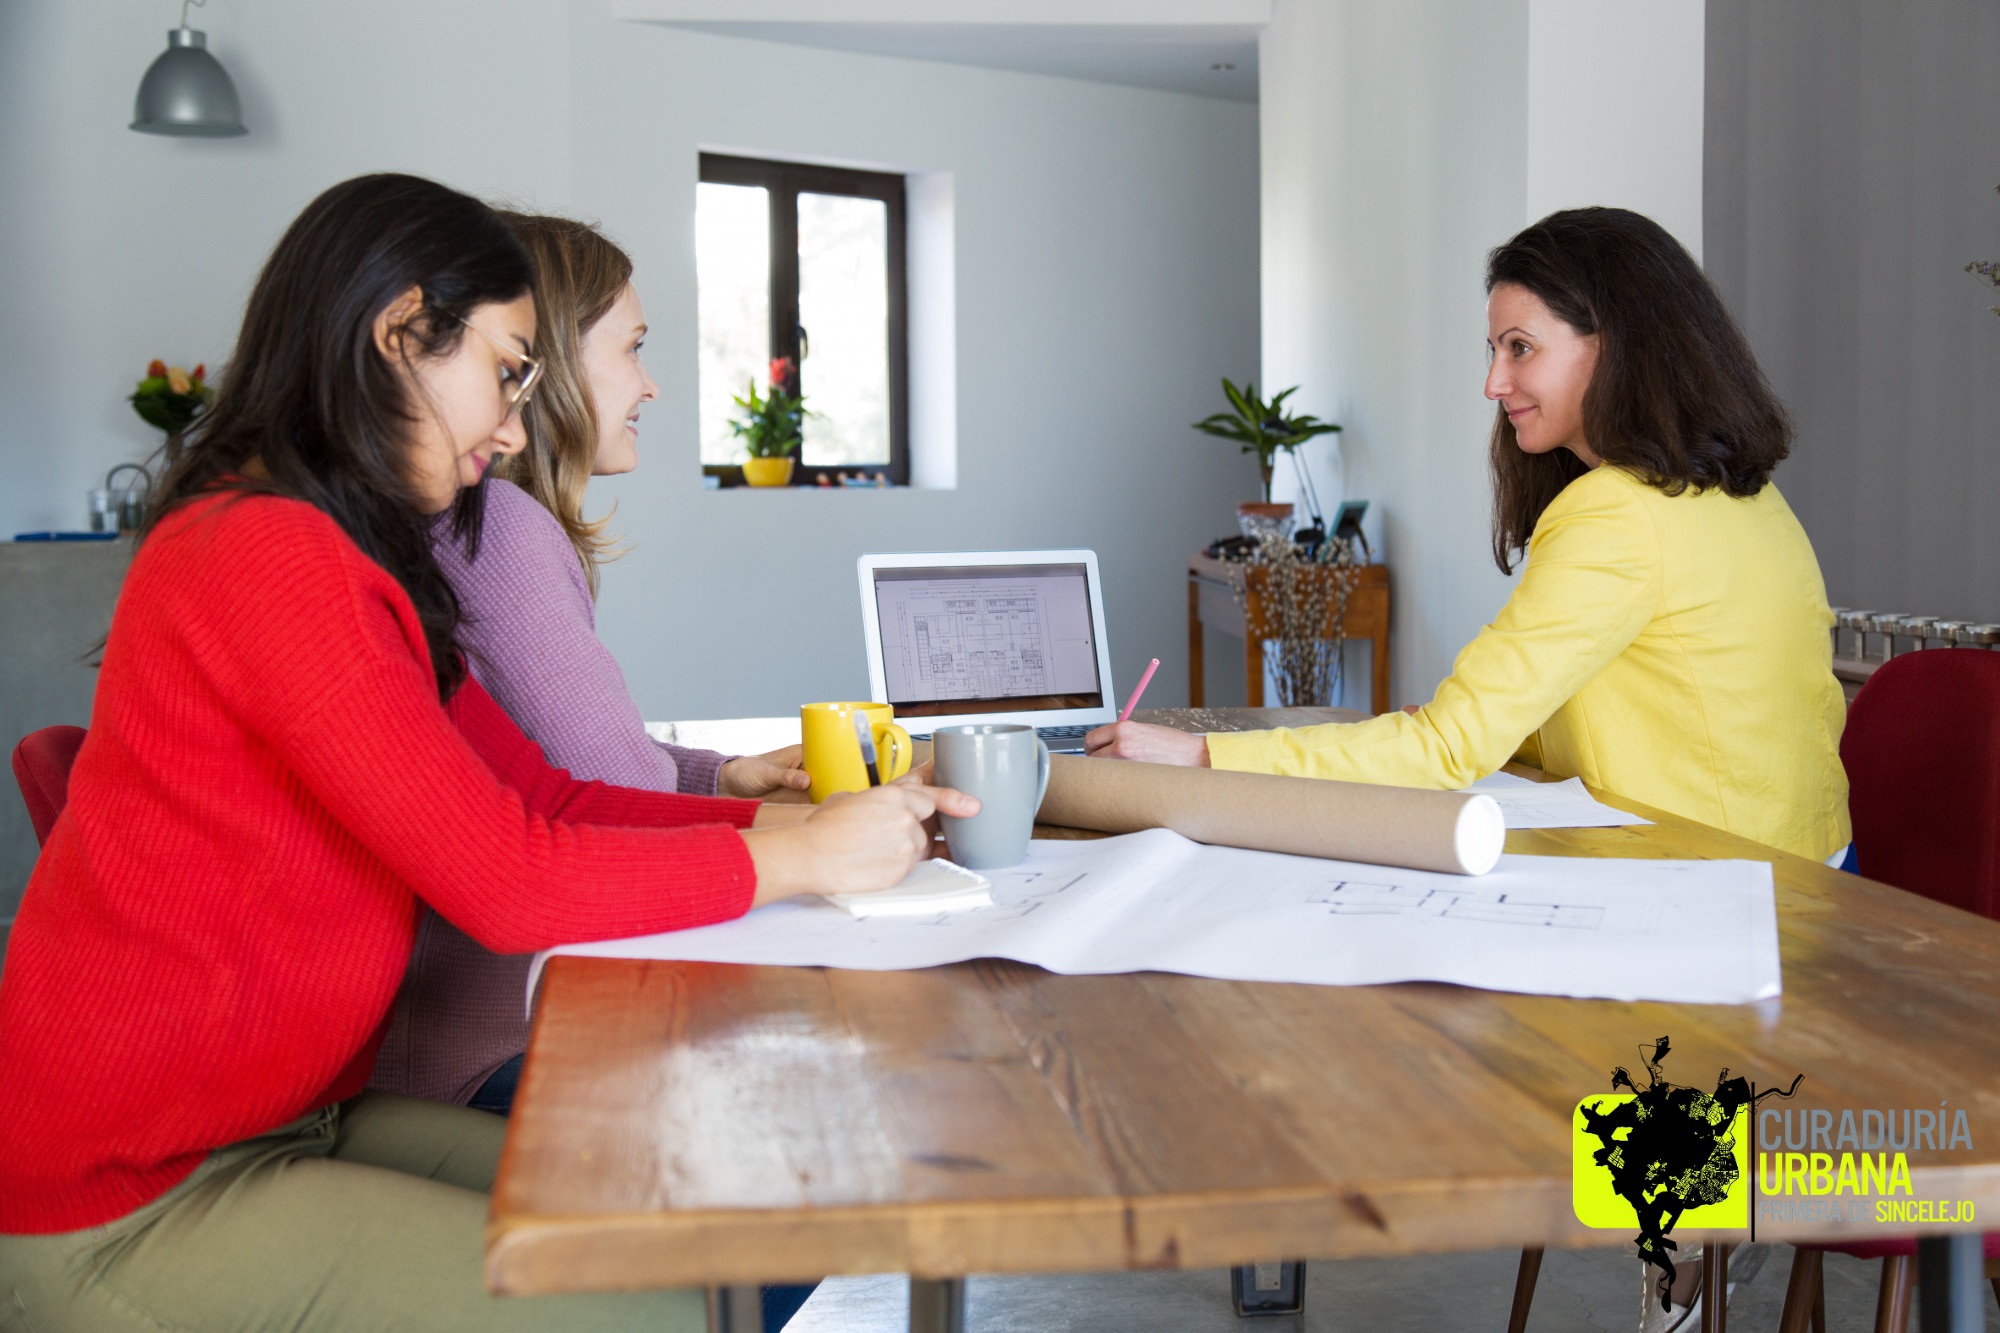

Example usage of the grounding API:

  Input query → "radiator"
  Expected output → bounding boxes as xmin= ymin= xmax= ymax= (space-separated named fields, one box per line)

xmin=1829 ymin=609 xmax=2000 ymax=701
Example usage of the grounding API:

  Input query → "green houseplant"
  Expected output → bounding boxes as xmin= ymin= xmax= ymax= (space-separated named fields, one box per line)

xmin=1192 ymin=378 xmax=1342 ymax=508
xmin=730 ymin=356 xmax=807 ymax=486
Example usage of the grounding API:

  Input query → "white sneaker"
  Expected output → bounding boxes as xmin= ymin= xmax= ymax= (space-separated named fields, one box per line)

xmin=1637 ymin=1288 xmax=1696 ymax=1333
xmin=1635 ymin=1262 xmax=1740 ymax=1333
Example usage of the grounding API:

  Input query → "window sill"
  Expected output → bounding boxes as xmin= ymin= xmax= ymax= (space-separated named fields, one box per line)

xmin=702 ymin=464 xmax=904 ymax=490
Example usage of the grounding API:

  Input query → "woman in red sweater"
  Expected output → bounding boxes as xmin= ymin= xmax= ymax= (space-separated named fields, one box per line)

xmin=0 ymin=173 xmax=970 ymax=1330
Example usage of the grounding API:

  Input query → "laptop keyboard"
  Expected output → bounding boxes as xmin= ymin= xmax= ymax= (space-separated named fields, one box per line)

xmin=1036 ymin=724 xmax=1092 ymax=753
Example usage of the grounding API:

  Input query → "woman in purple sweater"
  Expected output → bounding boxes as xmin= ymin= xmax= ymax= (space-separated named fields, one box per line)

xmin=373 ymin=216 xmax=809 ymax=1117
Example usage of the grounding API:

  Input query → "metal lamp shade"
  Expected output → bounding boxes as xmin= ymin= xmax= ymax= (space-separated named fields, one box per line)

xmin=131 ymin=28 xmax=245 ymax=137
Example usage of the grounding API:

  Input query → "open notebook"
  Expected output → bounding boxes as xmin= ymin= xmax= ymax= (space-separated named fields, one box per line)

xmin=824 ymin=858 xmax=991 ymax=918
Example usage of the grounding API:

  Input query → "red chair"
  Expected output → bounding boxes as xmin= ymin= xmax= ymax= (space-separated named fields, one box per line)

xmin=1778 ymin=649 xmax=2000 ymax=1331
xmin=11 ymin=725 xmax=86 ymax=846
xmin=1780 ymin=1236 xmax=2000 ymax=1333
xmin=1841 ymin=647 xmax=2000 ymax=915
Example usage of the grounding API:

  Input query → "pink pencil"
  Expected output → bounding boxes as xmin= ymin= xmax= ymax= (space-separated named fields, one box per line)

xmin=1117 ymin=657 xmax=1161 ymax=723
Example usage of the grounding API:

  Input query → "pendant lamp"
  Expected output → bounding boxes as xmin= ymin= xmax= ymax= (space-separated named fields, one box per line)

xmin=131 ymin=0 xmax=246 ymax=138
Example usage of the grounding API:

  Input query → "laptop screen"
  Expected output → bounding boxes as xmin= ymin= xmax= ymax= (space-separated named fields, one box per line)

xmin=869 ymin=562 xmax=1105 ymax=718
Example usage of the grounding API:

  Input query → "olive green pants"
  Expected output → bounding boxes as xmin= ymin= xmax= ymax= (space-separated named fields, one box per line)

xmin=0 ymin=1092 xmax=704 ymax=1332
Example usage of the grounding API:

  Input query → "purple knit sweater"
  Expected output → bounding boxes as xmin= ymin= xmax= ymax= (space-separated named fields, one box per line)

xmin=371 ymin=478 xmax=734 ymax=1105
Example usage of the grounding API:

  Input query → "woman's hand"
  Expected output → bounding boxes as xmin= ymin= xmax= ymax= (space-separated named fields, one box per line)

xmin=749 ymin=802 xmax=814 ymax=829
xmin=743 ymin=782 xmax=981 ymax=905
xmin=1082 ymin=721 xmax=1211 ymax=767
xmin=891 ymin=760 xmax=952 ymax=855
xmin=718 ymin=745 xmax=812 ymax=800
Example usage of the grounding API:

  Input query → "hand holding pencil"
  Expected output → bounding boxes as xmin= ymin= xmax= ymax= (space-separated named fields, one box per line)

xmin=1085 ymin=658 xmax=1213 ymax=765
xmin=1118 ymin=657 xmax=1160 ymax=723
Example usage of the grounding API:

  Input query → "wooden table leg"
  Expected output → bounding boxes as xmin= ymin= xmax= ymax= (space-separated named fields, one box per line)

xmin=909 ymin=1277 xmax=966 ymax=1333
xmin=1701 ymin=1242 xmax=1730 ymax=1333
xmin=1245 ymin=635 xmax=1264 ymax=708
xmin=1371 ymin=630 xmax=1391 ymax=716
xmin=1187 ymin=578 xmax=1204 ymax=708
xmin=1880 ymin=1253 xmax=1914 ymax=1332
xmin=1507 ymin=1247 xmax=1543 ymax=1333
xmin=1777 ymin=1247 xmax=1822 ymax=1333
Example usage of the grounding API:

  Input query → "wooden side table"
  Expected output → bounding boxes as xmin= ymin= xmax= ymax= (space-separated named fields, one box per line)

xmin=1187 ymin=554 xmax=1391 ymax=716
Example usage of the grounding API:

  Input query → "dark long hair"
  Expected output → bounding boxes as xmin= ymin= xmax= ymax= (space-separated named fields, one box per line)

xmin=142 ymin=173 xmax=534 ymax=699
xmin=1485 ymin=207 xmax=1792 ymax=573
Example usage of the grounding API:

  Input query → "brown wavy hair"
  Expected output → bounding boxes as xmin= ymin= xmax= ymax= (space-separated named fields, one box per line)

xmin=491 ymin=212 xmax=634 ymax=595
xmin=143 ymin=173 xmax=533 ymax=700
xmin=1485 ymin=207 xmax=1792 ymax=574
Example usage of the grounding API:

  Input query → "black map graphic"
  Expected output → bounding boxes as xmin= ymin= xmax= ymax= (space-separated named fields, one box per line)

xmin=1578 ymin=1036 xmax=1802 ymax=1312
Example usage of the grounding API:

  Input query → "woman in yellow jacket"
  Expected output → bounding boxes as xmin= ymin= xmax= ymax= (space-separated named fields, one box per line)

xmin=1088 ymin=207 xmax=1850 ymax=863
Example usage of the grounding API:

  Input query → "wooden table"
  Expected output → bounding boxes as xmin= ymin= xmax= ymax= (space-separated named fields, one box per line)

xmin=488 ymin=707 xmax=2000 ymax=1332
xmin=1188 ymin=554 xmax=1392 ymax=716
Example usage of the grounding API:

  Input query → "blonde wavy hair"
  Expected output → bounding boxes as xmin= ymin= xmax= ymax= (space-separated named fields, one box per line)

xmin=492 ymin=211 xmax=633 ymax=595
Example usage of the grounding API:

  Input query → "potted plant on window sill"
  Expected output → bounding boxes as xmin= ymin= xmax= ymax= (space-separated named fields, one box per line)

xmin=1192 ymin=378 xmax=1342 ymax=536
xmin=731 ymin=356 xmax=806 ymax=486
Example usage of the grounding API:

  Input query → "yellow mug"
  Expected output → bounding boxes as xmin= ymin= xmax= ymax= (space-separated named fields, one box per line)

xmin=800 ymin=702 xmax=913 ymax=802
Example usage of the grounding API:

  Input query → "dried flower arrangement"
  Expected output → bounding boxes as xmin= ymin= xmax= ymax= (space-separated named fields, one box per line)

xmin=1230 ymin=529 xmax=1363 ymax=708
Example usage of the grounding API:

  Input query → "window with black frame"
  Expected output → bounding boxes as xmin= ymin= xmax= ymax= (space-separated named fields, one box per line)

xmin=697 ymin=152 xmax=909 ymax=486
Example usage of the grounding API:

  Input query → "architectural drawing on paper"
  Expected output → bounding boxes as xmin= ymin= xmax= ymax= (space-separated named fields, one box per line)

xmin=535 ymin=830 xmax=1782 ymax=1005
xmin=990 ymin=868 xmax=1089 ymax=901
xmin=898 ymin=583 xmax=1052 ymax=698
xmin=1310 ymin=880 xmax=1605 ymax=929
xmin=974 ymin=868 xmax=1091 ymax=923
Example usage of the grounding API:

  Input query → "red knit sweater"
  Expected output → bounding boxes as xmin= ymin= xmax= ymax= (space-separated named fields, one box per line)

xmin=0 ymin=492 xmax=759 ymax=1234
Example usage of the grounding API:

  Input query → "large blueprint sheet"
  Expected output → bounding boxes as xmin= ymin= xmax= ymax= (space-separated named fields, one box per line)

xmin=534 ymin=831 xmax=1780 ymax=1006
xmin=1464 ymin=771 xmax=1653 ymax=829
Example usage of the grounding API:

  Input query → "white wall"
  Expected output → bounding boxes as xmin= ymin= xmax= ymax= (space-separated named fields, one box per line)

xmin=0 ymin=0 xmax=1261 ymax=719
xmin=614 ymin=0 xmax=1270 ymax=20
xmin=1258 ymin=0 xmax=1704 ymax=709
xmin=1526 ymin=0 xmax=1704 ymax=259
xmin=0 ymin=0 xmax=573 ymax=538
xmin=1258 ymin=0 xmax=1529 ymax=708
xmin=571 ymin=12 xmax=1259 ymax=717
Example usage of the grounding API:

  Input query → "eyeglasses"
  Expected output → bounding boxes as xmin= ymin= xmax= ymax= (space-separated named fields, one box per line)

xmin=449 ymin=312 xmax=543 ymax=418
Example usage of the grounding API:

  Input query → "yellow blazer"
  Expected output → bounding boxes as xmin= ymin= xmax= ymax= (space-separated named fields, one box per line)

xmin=1206 ymin=466 xmax=1851 ymax=859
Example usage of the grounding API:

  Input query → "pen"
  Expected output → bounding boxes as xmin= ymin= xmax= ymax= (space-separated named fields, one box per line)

xmin=852 ymin=710 xmax=882 ymax=786
xmin=1117 ymin=657 xmax=1161 ymax=724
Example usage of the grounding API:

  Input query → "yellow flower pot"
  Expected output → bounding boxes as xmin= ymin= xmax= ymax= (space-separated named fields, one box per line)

xmin=742 ymin=457 xmax=795 ymax=487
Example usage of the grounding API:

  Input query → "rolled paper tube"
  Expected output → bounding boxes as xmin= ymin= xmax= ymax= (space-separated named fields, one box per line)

xmin=1037 ymin=754 xmax=1506 ymax=876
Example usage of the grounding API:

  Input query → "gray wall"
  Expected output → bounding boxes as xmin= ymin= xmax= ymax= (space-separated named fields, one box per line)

xmin=1705 ymin=0 xmax=2000 ymax=624
xmin=0 ymin=543 xmax=130 ymax=921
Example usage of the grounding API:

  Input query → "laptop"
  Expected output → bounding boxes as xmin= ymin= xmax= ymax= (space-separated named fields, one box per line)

xmin=857 ymin=550 xmax=1116 ymax=753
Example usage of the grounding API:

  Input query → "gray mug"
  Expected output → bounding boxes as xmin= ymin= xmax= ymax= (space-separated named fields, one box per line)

xmin=933 ymin=724 xmax=1052 ymax=870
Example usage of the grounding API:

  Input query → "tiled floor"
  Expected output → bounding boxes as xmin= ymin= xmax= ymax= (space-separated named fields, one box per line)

xmin=789 ymin=1243 xmax=2000 ymax=1331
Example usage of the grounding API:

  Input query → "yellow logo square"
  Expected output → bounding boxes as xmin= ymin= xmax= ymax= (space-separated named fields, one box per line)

xmin=1573 ymin=1095 xmax=1750 ymax=1229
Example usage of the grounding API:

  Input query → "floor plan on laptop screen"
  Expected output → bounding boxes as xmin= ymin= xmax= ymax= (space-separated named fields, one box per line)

xmin=874 ymin=565 xmax=1100 ymax=703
